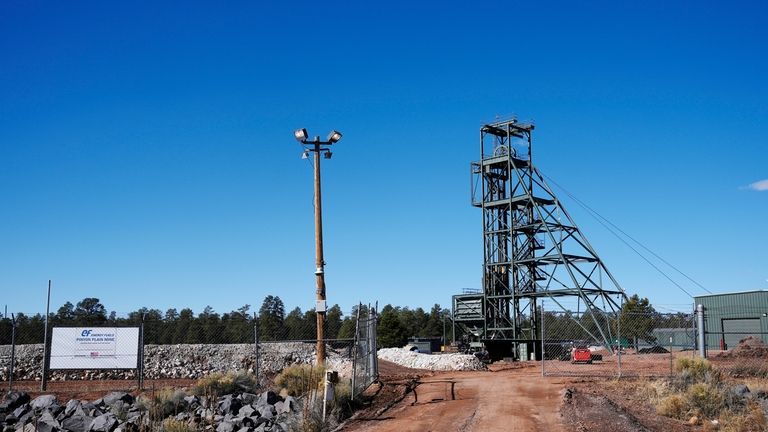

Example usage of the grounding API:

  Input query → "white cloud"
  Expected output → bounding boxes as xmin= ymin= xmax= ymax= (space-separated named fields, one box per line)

xmin=747 ymin=179 xmax=768 ymax=191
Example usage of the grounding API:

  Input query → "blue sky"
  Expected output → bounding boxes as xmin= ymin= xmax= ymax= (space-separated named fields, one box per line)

xmin=1 ymin=1 xmax=766 ymax=317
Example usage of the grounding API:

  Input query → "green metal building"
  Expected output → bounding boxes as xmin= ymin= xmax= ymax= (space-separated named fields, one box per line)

xmin=694 ymin=290 xmax=768 ymax=350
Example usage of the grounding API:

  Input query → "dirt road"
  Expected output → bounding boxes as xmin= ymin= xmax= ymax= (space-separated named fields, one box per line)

xmin=345 ymin=363 xmax=567 ymax=432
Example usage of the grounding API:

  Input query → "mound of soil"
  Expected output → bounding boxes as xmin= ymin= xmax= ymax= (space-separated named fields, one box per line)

xmin=718 ymin=336 xmax=768 ymax=358
xmin=638 ymin=346 xmax=670 ymax=354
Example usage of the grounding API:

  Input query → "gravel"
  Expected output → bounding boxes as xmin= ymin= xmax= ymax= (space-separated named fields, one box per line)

xmin=377 ymin=348 xmax=486 ymax=371
xmin=0 ymin=342 xmax=354 ymax=381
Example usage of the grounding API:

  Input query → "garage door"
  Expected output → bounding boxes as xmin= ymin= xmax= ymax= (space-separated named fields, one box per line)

xmin=722 ymin=318 xmax=761 ymax=350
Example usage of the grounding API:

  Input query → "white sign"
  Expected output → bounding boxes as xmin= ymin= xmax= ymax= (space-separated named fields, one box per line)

xmin=50 ymin=327 xmax=140 ymax=370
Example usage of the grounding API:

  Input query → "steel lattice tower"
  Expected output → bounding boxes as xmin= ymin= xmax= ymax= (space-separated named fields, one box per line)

xmin=462 ymin=118 xmax=626 ymax=359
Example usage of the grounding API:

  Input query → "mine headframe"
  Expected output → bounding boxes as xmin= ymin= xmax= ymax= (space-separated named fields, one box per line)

xmin=461 ymin=117 xmax=626 ymax=360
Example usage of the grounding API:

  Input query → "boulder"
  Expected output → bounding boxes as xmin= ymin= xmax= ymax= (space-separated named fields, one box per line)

xmin=238 ymin=405 xmax=255 ymax=418
xmin=102 ymin=392 xmax=133 ymax=406
xmin=0 ymin=393 xmax=29 ymax=413
xmin=217 ymin=395 xmax=241 ymax=416
xmin=89 ymin=413 xmax=118 ymax=431
xmin=62 ymin=415 xmax=94 ymax=432
xmin=274 ymin=401 xmax=292 ymax=415
xmin=240 ymin=393 xmax=257 ymax=405
xmin=38 ymin=410 xmax=60 ymax=429
xmin=11 ymin=405 xmax=29 ymax=419
xmin=732 ymin=384 xmax=751 ymax=398
xmin=257 ymin=391 xmax=279 ymax=406
xmin=63 ymin=399 xmax=82 ymax=418
xmin=215 ymin=421 xmax=235 ymax=432
xmin=30 ymin=395 xmax=57 ymax=410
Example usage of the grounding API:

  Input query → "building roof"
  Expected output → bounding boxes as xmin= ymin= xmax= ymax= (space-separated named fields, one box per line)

xmin=693 ymin=290 xmax=767 ymax=299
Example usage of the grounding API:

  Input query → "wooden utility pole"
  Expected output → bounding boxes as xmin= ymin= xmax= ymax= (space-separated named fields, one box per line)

xmin=313 ymin=141 xmax=327 ymax=366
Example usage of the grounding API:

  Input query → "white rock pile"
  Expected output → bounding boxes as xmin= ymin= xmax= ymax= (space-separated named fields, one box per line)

xmin=377 ymin=348 xmax=486 ymax=371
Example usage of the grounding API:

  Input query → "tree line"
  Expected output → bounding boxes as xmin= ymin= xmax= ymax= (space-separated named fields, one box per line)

xmin=0 ymin=296 xmax=452 ymax=347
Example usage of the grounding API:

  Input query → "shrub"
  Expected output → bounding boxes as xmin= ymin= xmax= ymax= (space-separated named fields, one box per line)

xmin=685 ymin=383 xmax=725 ymax=419
xmin=193 ymin=371 xmax=257 ymax=396
xmin=275 ymin=364 xmax=326 ymax=397
xmin=141 ymin=389 xmax=188 ymax=421
xmin=161 ymin=419 xmax=196 ymax=432
xmin=721 ymin=401 xmax=768 ymax=432
xmin=656 ymin=394 xmax=688 ymax=419
xmin=675 ymin=358 xmax=715 ymax=380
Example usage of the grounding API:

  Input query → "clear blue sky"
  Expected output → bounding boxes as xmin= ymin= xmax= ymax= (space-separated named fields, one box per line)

xmin=1 ymin=1 xmax=766 ymax=317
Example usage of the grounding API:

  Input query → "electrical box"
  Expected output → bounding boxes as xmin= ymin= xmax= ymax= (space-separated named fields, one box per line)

xmin=316 ymin=300 xmax=327 ymax=312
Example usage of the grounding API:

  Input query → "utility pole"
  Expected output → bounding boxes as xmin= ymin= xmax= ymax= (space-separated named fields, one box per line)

xmin=294 ymin=128 xmax=343 ymax=367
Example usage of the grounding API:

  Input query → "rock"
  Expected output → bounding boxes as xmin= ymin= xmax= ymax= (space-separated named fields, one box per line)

xmin=103 ymin=392 xmax=134 ymax=406
xmin=38 ymin=410 xmax=61 ymax=429
xmin=282 ymin=396 xmax=295 ymax=412
xmin=240 ymin=393 xmax=257 ymax=405
xmin=377 ymin=348 xmax=486 ymax=371
xmin=11 ymin=405 xmax=29 ymax=419
xmin=0 ymin=392 xmax=30 ymax=413
xmin=184 ymin=395 xmax=200 ymax=407
xmin=238 ymin=405 xmax=255 ymax=418
xmin=64 ymin=399 xmax=82 ymax=418
xmin=688 ymin=416 xmax=699 ymax=425
xmin=62 ymin=415 xmax=94 ymax=432
xmin=215 ymin=421 xmax=235 ymax=432
xmin=258 ymin=391 xmax=279 ymax=406
xmin=89 ymin=413 xmax=118 ymax=431
xmin=30 ymin=395 xmax=57 ymax=410
xmin=17 ymin=423 xmax=35 ymax=432
xmin=274 ymin=401 xmax=290 ymax=415
xmin=257 ymin=406 xmax=273 ymax=420
xmin=732 ymin=384 xmax=751 ymax=398
xmin=217 ymin=395 xmax=241 ymax=415
xmin=35 ymin=422 xmax=58 ymax=432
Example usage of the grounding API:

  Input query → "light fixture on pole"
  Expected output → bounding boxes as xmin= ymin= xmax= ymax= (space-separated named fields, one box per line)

xmin=294 ymin=128 xmax=343 ymax=367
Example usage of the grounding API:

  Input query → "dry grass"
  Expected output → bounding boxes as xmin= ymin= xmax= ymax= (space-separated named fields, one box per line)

xmin=161 ymin=418 xmax=196 ymax=432
xmin=647 ymin=357 xmax=768 ymax=429
xmin=275 ymin=364 xmax=326 ymax=397
xmin=192 ymin=371 xmax=257 ymax=396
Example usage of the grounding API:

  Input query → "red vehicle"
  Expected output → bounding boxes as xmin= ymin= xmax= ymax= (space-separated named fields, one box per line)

xmin=571 ymin=347 xmax=593 ymax=364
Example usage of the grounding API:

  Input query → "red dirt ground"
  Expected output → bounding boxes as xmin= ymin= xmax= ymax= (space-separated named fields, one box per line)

xmin=341 ymin=359 xmax=694 ymax=432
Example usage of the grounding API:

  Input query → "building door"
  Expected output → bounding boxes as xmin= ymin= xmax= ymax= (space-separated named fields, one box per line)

xmin=722 ymin=318 xmax=761 ymax=350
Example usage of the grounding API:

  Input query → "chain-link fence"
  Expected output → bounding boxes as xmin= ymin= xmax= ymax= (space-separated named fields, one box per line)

xmin=351 ymin=305 xmax=378 ymax=398
xmin=702 ymin=305 xmax=768 ymax=379
xmin=1 ymin=305 xmax=379 ymax=398
xmin=542 ymin=308 xmax=697 ymax=377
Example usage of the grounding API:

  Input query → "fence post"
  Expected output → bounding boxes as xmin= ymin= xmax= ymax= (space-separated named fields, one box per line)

xmin=351 ymin=303 xmax=361 ymax=399
xmin=617 ymin=310 xmax=622 ymax=379
xmin=41 ymin=280 xmax=52 ymax=391
xmin=696 ymin=304 xmax=706 ymax=358
xmin=254 ymin=316 xmax=260 ymax=386
xmin=371 ymin=305 xmax=378 ymax=380
xmin=540 ymin=303 xmax=545 ymax=377
xmin=9 ymin=314 xmax=16 ymax=392
xmin=138 ymin=314 xmax=146 ymax=390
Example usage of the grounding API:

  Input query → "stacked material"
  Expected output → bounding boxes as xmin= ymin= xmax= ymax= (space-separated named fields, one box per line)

xmin=377 ymin=348 xmax=486 ymax=371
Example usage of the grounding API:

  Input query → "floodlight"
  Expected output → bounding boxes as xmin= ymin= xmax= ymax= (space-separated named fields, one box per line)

xmin=324 ymin=151 xmax=332 ymax=159
xmin=294 ymin=128 xmax=308 ymax=142
xmin=327 ymin=130 xmax=342 ymax=143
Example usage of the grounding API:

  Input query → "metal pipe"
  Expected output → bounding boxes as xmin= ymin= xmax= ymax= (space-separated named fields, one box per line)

xmin=697 ymin=304 xmax=706 ymax=358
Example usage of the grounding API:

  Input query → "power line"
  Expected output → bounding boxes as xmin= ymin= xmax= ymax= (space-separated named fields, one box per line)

xmin=542 ymin=172 xmax=711 ymax=298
